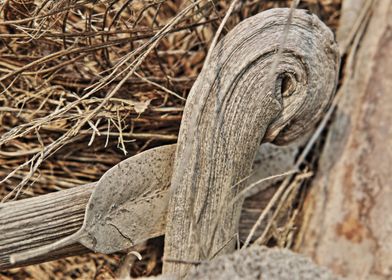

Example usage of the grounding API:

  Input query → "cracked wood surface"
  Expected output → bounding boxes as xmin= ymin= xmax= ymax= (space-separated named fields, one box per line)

xmin=297 ymin=1 xmax=392 ymax=279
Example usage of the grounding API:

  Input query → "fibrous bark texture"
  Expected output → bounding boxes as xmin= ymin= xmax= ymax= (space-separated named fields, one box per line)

xmin=298 ymin=1 xmax=392 ymax=279
xmin=164 ymin=8 xmax=339 ymax=276
xmin=0 ymin=8 xmax=340 ymax=274
xmin=0 ymin=142 xmax=298 ymax=270
xmin=0 ymin=184 xmax=93 ymax=269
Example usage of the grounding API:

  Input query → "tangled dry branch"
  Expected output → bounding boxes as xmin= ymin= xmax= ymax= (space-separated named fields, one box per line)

xmin=0 ymin=0 xmax=340 ymax=202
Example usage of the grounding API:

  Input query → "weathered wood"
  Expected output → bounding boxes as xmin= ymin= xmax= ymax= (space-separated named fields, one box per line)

xmin=163 ymin=8 xmax=339 ymax=276
xmin=297 ymin=1 xmax=392 ymax=279
xmin=0 ymin=142 xmax=298 ymax=270
xmin=0 ymin=9 xmax=339 ymax=274
xmin=0 ymin=184 xmax=94 ymax=270
xmin=8 ymin=145 xmax=176 ymax=265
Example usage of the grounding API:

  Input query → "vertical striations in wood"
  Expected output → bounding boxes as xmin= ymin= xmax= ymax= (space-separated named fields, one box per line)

xmin=0 ymin=184 xmax=94 ymax=269
xmin=0 ymin=142 xmax=299 ymax=270
xmin=0 ymin=9 xmax=339 ymax=274
xmin=163 ymin=8 xmax=339 ymax=276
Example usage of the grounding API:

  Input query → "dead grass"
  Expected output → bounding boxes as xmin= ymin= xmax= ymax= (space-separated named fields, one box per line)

xmin=0 ymin=0 xmax=341 ymax=278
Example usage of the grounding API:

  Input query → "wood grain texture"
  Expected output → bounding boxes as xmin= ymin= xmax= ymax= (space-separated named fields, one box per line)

xmin=0 ymin=184 xmax=94 ymax=269
xmin=163 ymin=8 xmax=339 ymax=276
xmin=0 ymin=8 xmax=339 ymax=273
xmin=0 ymin=142 xmax=298 ymax=270
xmin=8 ymin=145 xmax=177 ymax=265
xmin=297 ymin=1 xmax=392 ymax=279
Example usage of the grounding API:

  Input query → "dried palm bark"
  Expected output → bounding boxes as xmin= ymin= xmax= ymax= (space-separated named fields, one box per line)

xmin=297 ymin=1 xmax=392 ymax=279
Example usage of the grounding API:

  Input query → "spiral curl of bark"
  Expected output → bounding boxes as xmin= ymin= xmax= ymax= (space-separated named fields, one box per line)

xmin=163 ymin=8 xmax=339 ymax=276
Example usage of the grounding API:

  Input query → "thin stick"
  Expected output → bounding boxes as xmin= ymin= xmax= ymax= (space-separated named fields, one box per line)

xmin=204 ymin=0 xmax=240 ymax=66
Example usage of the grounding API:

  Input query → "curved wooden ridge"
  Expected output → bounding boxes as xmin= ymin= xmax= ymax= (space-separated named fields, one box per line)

xmin=0 ymin=143 xmax=298 ymax=270
xmin=163 ymin=8 xmax=339 ymax=276
xmin=0 ymin=8 xmax=339 ymax=274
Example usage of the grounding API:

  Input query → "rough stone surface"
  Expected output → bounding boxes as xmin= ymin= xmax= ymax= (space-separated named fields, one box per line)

xmin=186 ymin=246 xmax=341 ymax=280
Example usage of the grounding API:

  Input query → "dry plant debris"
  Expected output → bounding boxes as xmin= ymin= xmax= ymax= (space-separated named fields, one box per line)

xmin=0 ymin=0 xmax=341 ymax=279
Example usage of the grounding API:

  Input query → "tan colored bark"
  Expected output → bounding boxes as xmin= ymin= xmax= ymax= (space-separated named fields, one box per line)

xmin=297 ymin=1 xmax=392 ymax=279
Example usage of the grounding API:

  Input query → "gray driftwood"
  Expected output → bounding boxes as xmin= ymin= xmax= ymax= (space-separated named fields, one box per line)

xmin=0 ymin=8 xmax=339 ymax=274
xmin=8 ymin=145 xmax=176 ymax=264
xmin=163 ymin=8 xmax=339 ymax=276
xmin=0 ymin=184 xmax=93 ymax=269
xmin=0 ymin=142 xmax=298 ymax=270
